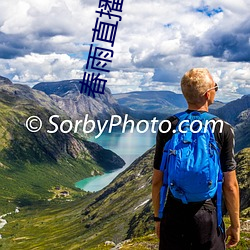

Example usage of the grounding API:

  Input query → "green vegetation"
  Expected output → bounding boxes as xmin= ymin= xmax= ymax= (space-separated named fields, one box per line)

xmin=2 ymin=146 xmax=249 ymax=249
xmin=235 ymin=148 xmax=250 ymax=215
xmin=89 ymin=229 xmax=250 ymax=250
xmin=1 ymin=142 xmax=249 ymax=249
xmin=0 ymin=198 xmax=89 ymax=250
xmin=89 ymin=234 xmax=159 ymax=250
xmin=0 ymin=148 xmax=156 ymax=249
xmin=0 ymin=156 xmax=97 ymax=212
xmin=224 ymin=217 xmax=250 ymax=250
xmin=0 ymin=84 xmax=122 ymax=214
xmin=2 ymin=209 xmax=249 ymax=250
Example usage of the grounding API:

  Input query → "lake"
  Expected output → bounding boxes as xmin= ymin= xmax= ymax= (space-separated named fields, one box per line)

xmin=75 ymin=129 xmax=156 ymax=192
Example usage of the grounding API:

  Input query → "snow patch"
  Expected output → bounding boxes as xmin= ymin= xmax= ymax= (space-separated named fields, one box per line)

xmin=134 ymin=199 xmax=150 ymax=210
xmin=0 ymin=208 xmax=20 ymax=238
xmin=138 ymin=185 xmax=145 ymax=190
xmin=0 ymin=219 xmax=7 ymax=229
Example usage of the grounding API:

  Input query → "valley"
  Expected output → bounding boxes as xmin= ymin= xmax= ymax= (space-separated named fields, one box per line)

xmin=0 ymin=76 xmax=249 ymax=249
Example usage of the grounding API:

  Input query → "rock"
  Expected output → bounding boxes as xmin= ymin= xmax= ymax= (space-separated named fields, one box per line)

xmin=0 ymin=76 xmax=12 ymax=85
xmin=105 ymin=240 xmax=116 ymax=247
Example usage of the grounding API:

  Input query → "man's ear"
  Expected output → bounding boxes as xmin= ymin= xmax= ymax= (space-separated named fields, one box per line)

xmin=204 ymin=92 xmax=209 ymax=100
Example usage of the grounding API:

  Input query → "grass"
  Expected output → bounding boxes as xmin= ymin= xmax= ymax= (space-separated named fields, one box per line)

xmin=0 ymin=198 xmax=89 ymax=250
xmin=85 ymin=225 xmax=250 ymax=250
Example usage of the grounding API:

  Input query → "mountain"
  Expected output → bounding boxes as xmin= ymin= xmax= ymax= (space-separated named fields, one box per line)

xmin=211 ymin=94 xmax=250 ymax=152
xmin=1 ymin=146 xmax=249 ymax=249
xmin=209 ymin=100 xmax=225 ymax=110
xmin=114 ymin=91 xmax=187 ymax=110
xmin=33 ymin=80 xmax=124 ymax=123
xmin=235 ymin=148 xmax=250 ymax=214
xmin=114 ymin=91 xmax=225 ymax=120
xmin=0 ymin=147 xmax=155 ymax=249
xmin=234 ymin=109 xmax=250 ymax=152
xmin=213 ymin=94 xmax=250 ymax=125
xmin=0 ymin=76 xmax=12 ymax=85
xmin=0 ymin=79 xmax=125 ymax=212
xmin=114 ymin=91 xmax=186 ymax=120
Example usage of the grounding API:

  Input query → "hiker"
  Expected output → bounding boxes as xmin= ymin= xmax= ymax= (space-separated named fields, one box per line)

xmin=152 ymin=68 xmax=240 ymax=250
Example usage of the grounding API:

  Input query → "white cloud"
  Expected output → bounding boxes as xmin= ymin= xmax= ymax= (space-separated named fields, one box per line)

xmin=0 ymin=53 xmax=85 ymax=86
xmin=0 ymin=0 xmax=249 ymax=101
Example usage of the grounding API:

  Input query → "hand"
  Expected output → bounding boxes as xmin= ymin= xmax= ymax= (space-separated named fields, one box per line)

xmin=225 ymin=225 xmax=240 ymax=248
xmin=155 ymin=221 xmax=161 ymax=239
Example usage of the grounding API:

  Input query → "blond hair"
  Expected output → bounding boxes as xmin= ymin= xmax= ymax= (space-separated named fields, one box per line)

xmin=181 ymin=68 xmax=214 ymax=104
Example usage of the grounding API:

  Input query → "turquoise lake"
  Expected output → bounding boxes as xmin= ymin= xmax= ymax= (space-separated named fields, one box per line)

xmin=75 ymin=129 xmax=156 ymax=192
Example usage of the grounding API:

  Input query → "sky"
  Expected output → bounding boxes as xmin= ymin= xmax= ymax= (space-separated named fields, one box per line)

xmin=0 ymin=0 xmax=249 ymax=102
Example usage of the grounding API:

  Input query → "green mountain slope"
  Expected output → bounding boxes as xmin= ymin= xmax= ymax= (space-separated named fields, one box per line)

xmin=235 ymin=148 xmax=250 ymax=214
xmin=0 ymin=82 xmax=124 ymax=213
xmin=1 ymin=147 xmax=249 ymax=249
xmin=0 ymin=148 xmax=155 ymax=249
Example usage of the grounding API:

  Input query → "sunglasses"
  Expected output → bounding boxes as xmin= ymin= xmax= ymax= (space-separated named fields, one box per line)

xmin=203 ymin=83 xmax=218 ymax=95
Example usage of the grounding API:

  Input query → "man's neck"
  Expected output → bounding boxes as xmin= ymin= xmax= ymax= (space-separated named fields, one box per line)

xmin=187 ymin=103 xmax=209 ymax=112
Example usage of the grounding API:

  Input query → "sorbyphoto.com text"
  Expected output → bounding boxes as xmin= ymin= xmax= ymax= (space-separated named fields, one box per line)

xmin=25 ymin=114 xmax=224 ymax=138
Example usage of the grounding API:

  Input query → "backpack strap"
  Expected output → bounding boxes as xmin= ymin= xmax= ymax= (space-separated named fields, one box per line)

xmin=217 ymin=169 xmax=223 ymax=231
xmin=158 ymin=143 xmax=171 ymax=219
xmin=158 ymin=112 xmax=188 ymax=218
xmin=200 ymin=112 xmax=223 ymax=230
xmin=159 ymin=183 xmax=168 ymax=219
xmin=201 ymin=112 xmax=223 ymax=230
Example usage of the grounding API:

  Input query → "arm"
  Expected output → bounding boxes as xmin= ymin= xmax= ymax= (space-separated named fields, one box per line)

xmin=223 ymin=170 xmax=240 ymax=248
xmin=152 ymin=169 xmax=163 ymax=238
xmin=218 ymin=122 xmax=240 ymax=248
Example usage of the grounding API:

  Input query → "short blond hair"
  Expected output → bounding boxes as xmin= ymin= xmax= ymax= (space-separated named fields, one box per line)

xmin=181 ymin=68 xmax=214 ymax=104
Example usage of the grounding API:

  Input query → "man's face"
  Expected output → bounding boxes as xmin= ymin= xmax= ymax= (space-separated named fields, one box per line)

xmin=207 ymin=82 xmax=218 ymax=105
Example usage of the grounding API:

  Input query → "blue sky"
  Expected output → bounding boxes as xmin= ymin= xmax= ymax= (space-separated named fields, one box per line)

xmin=0 ymin=0 xmax=249 ymax=102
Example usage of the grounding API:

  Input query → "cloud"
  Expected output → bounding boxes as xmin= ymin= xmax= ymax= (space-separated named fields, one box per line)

xmin=0 ymin=0 xmax=96 ymax=57
xmin=0 ymin=0 xmax=249 ymax=101
xmin=192 ymin=18 xmax=250 ymax=62
xmin=0 ymin=53 xmax=85 ymax=86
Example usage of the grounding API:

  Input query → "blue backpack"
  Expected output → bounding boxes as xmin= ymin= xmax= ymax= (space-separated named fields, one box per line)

xmin=158 ymin=111 xmax=223 ymax=228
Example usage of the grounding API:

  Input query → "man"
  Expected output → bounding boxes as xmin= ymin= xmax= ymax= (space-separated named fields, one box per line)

xmin=152 ymin=68 xmax=240 ymax=249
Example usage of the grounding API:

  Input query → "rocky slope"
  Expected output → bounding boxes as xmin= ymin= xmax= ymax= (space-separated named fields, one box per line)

xmin=209 ymin=94 xmax=250 ymax=152
xmin=234 ymin=108 xmax=250 ymax=152
xmin=33 ymin=80 xmax=124 ymax=123
xmin=235 ymin=148 xmax=250 ymax=214
xmin=213 ymin=94 xmax=250 ymax=126
xmin=0 ymin=76 xmax=12 ymax=85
